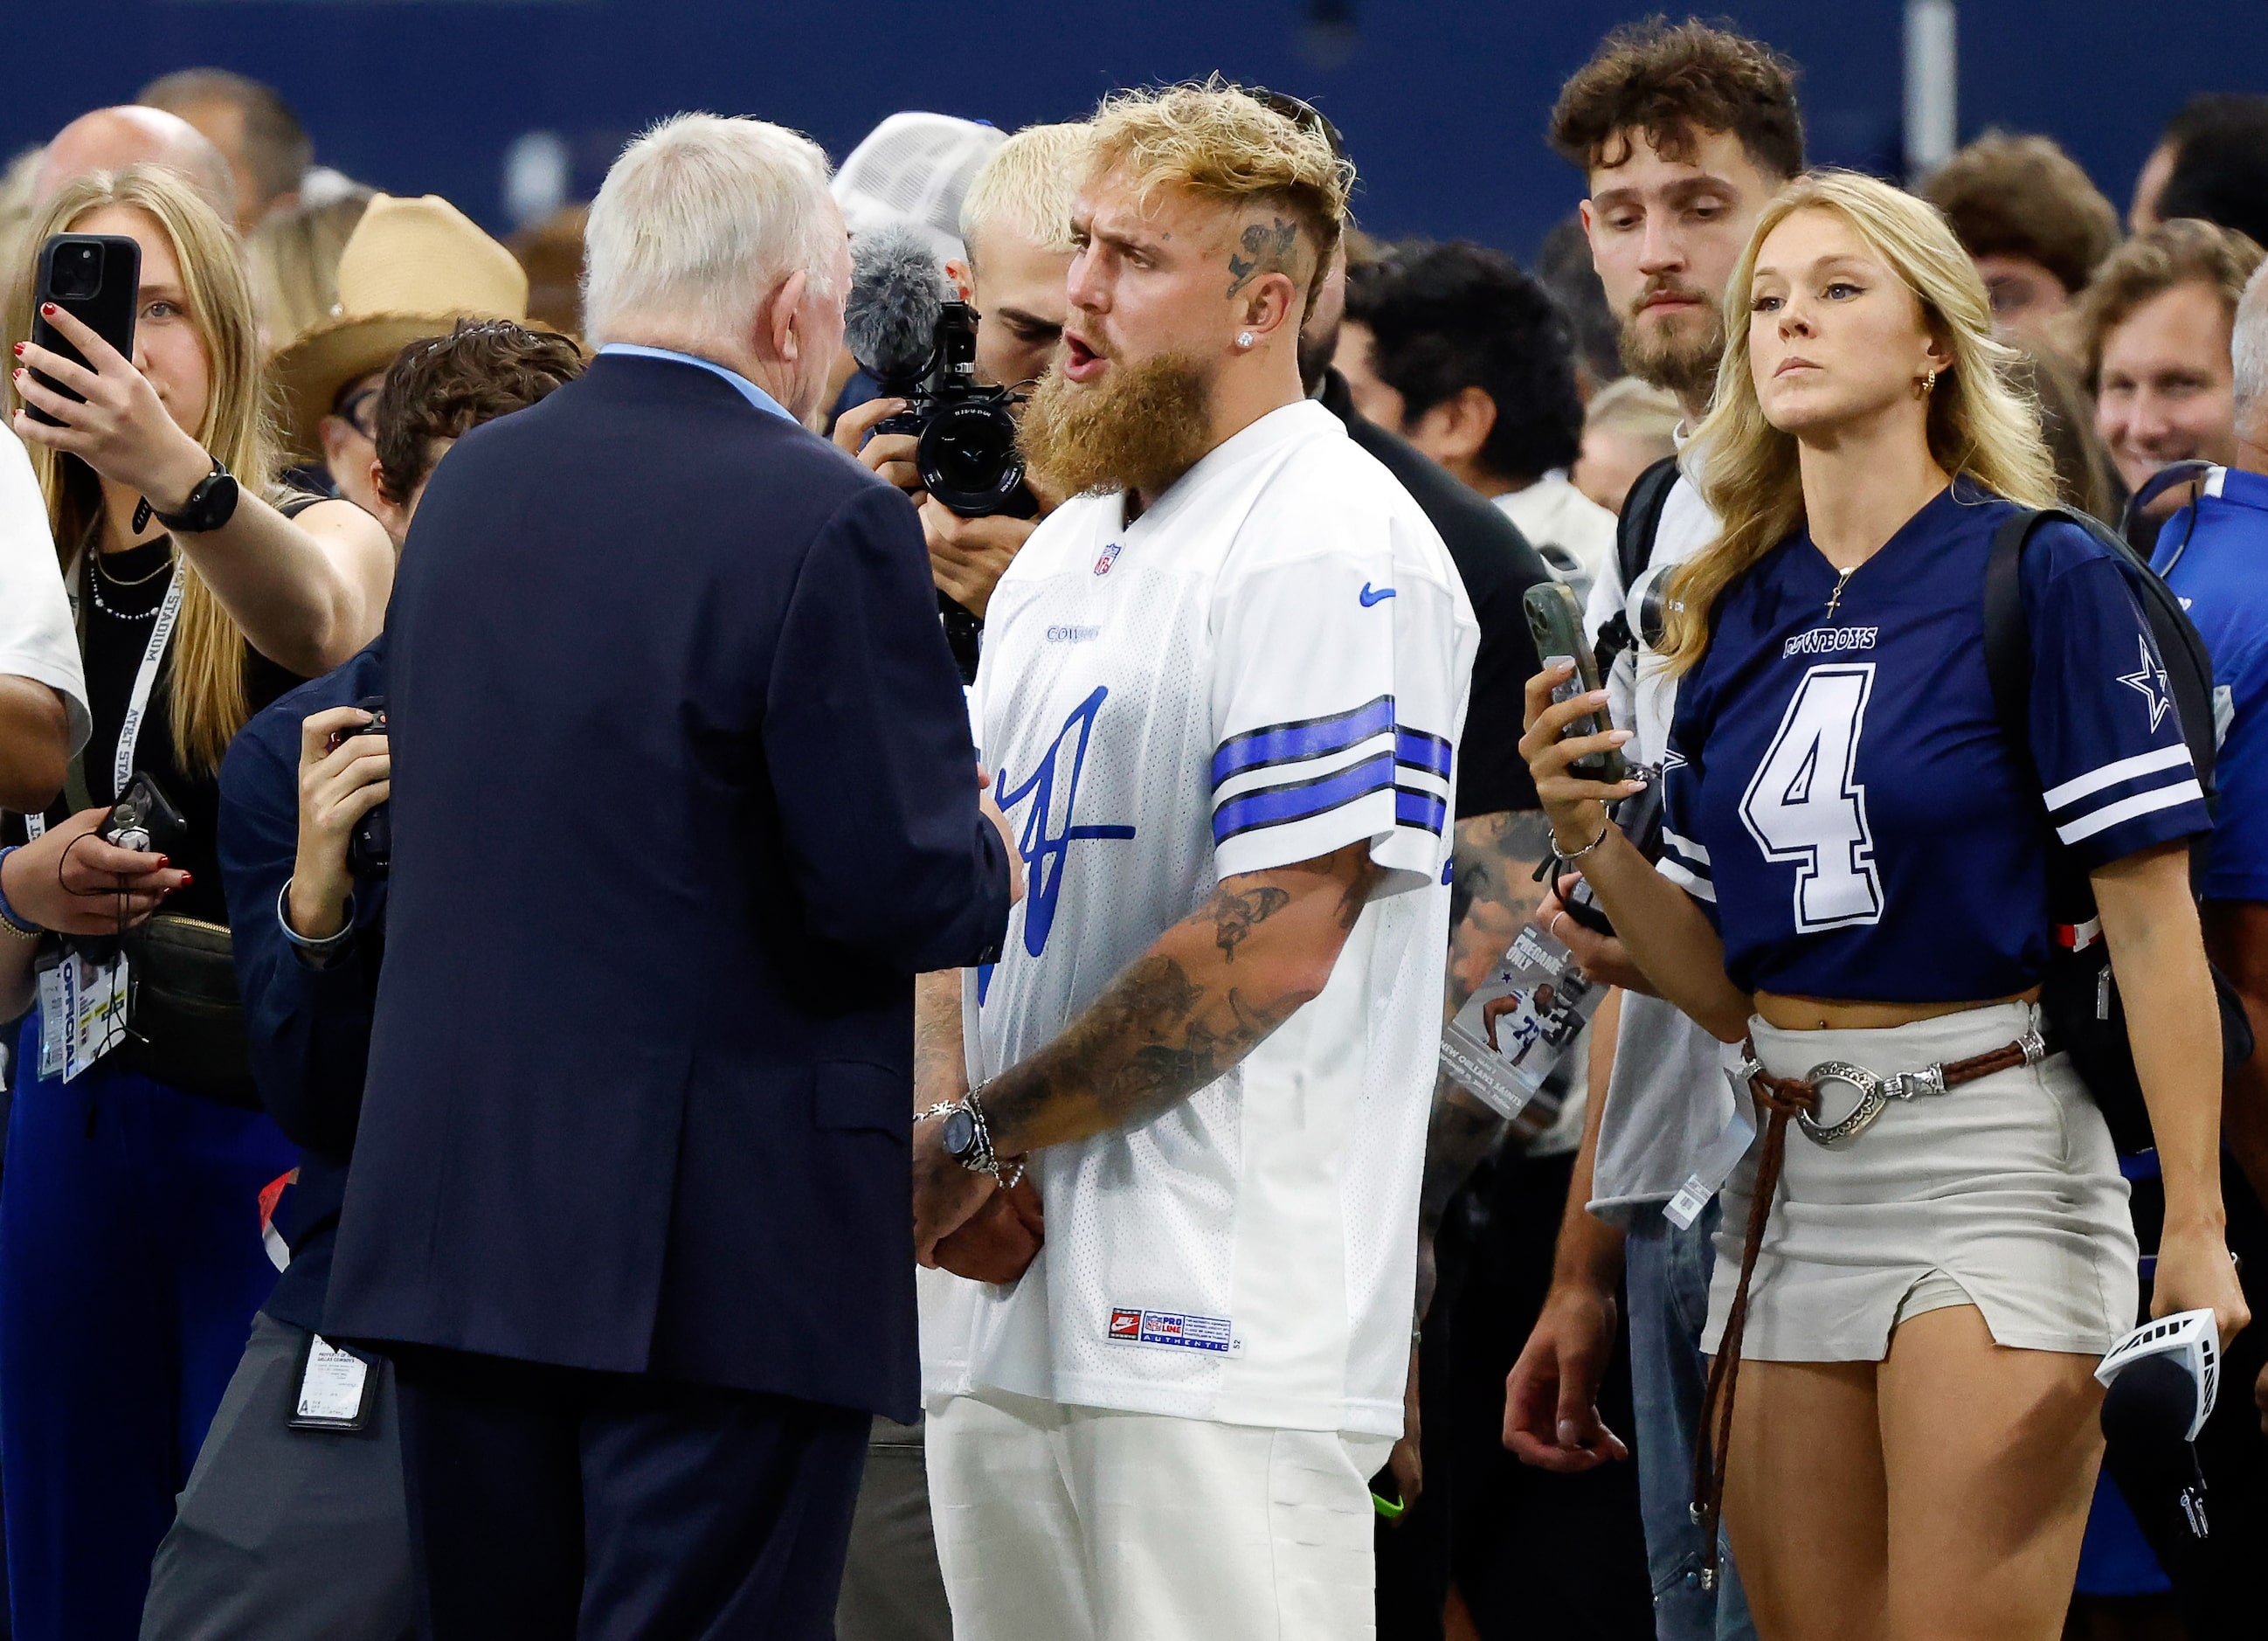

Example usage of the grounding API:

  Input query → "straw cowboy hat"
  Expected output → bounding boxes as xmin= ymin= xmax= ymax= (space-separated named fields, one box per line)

xmin=269 ymin=191 xmax=530 ymax=460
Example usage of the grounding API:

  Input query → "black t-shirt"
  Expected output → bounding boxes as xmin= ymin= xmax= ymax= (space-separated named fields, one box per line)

xmin=45 ymin=536 xmax=303 ymax=925
xmin=1318 ymin=370 xmax=1549 ymax=818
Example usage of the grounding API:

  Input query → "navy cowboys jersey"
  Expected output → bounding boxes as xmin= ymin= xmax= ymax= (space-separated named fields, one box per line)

xmin=1660 ymin=482 xmax=2208 ymax=1002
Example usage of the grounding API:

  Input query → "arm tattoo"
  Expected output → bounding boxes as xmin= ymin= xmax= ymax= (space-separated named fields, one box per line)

xmin=1213 ymin=883 xmax=1290 ymax=961
xmin=1227 ymin=218 xmax=1300 ymax=297
xmin=981 ymin=845 xmax=1375 ymax=1153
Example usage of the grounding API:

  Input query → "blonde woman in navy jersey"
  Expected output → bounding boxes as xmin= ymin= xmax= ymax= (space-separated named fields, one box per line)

xmin=1521 ymin=171 xmax=2247 ymax=1641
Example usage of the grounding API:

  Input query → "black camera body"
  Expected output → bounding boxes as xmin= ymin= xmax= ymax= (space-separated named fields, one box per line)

xmin=338 ymin=696 xmax=391 ymax=879
xmin=873 ymin=301 xmax=1036 ymax=521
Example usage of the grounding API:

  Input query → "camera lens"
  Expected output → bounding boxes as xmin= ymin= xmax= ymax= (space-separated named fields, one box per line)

xmin=918 ymin=400 xmax=1026 ymax=516
xmin=49 ymin=240 xmax=101 ymax=302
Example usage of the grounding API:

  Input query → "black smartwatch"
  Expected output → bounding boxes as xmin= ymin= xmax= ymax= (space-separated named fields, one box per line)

xmin=150 ymin=455 xmax=241 ymax=535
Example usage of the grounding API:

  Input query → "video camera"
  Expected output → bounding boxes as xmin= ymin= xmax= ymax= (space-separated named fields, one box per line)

xmin=843 ymin=224 xmax=1035 ymax=520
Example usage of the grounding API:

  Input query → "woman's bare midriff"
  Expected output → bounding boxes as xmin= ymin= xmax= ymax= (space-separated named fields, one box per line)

xmin=1753 ymin=988 xmax=2041 ymax=1032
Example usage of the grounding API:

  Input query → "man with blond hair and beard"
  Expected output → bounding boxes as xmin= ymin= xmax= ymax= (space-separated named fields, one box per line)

xmin=909 ymin=81 xmax=1476 ymax=1639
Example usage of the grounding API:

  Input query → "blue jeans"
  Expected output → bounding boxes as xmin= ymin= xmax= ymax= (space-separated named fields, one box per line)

xmin=1624 ymin=1200 xmax=1754 ymax=1641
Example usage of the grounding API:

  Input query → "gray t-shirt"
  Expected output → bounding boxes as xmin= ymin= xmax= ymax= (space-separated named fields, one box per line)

xmin=1577 ymin=455 xmax=1747 ymax=1217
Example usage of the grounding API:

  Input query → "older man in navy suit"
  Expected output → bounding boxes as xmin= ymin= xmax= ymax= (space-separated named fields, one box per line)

xmin=323 ymin=113 xmax=1020 ymax=1640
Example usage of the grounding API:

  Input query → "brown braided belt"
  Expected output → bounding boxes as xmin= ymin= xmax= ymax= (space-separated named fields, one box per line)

xmin=1689 ymin=1023 xmax=2049 ymax=1590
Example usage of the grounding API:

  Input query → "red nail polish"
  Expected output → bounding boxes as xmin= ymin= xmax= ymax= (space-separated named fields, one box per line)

xmin=177 ymin=872 xmax=193 ymax=887
xmin=39 ymin=303 xmax=55 ymax=317
xmin=9 ymin=343 xmax=19 ymax=357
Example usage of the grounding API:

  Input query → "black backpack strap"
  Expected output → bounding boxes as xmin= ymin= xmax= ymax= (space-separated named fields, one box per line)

xmin=1615 ymin=454 xmax=1681 ymax=596
xmin=1594 ymin=454 xmax=1683 ymax=680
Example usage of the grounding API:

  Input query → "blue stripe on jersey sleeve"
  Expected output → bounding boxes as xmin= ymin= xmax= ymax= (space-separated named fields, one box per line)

xmin=1393 ymin=786 xmax=1447 ymax=835
xmin=1212 ymin=696 xmax=1395 ymax=788
xmin=1212 ymin=751 xmax=1395 ymax=844
xmin=1393 ymin=728 xmax=1454 ymax=780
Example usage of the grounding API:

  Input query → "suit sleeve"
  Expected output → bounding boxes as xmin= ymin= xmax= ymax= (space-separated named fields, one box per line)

xmin=216 ymin=717 xmax=380 ymax=1165
xmin=764 ymin=482 xmax=1012 ymax=971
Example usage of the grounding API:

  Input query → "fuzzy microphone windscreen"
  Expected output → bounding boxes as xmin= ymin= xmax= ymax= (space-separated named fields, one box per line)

xmin=844 ymin=222 xmax=952 ymax=386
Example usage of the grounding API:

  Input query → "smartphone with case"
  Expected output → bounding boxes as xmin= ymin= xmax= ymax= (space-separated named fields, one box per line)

xmin=1523 ymin=581 xmax=1627 ymax=786
xmin=25 ymin=235 xmax=140 ymax=428
xmin=102 ymin=772 xmax=187 ymax=860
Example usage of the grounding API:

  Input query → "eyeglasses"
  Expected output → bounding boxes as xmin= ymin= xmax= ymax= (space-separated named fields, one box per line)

xmin=331 ymin=384 xmax=380 ymax=442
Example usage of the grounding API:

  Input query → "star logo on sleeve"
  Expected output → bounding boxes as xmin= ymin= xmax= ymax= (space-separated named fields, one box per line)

xmin=2118 ymin=635 xmax=2174 ymax=731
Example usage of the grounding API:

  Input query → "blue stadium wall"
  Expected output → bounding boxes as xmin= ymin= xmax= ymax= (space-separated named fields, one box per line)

xmin=8 ymin=2 xmax=2264 ymax=261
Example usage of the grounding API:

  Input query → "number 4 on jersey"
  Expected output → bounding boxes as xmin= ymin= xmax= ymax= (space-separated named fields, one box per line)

xmin=1739 ymin=663 xmax=1884 ymax=931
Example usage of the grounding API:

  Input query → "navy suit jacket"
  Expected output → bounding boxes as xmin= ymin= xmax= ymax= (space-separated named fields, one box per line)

xmin=324 ymin=353 xmax=1013 ymax=1419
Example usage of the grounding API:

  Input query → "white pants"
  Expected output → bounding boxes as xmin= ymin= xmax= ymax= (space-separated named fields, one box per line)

xmin=925 ymin=1387 xmax=1393 ymax=1641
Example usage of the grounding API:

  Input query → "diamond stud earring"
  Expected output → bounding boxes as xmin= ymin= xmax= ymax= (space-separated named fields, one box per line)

xmin=1237 ymin=331 xmax=1255 ymax=349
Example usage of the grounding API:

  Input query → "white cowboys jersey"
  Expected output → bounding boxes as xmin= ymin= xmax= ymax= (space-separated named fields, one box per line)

xmin=919 ymin=399 xmax=1477 ymax=1437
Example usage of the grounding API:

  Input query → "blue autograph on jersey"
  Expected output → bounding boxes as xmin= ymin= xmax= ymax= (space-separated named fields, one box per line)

xmin=1359 ymin=583 xmax=1396 ymax=606
xmin=978 ymin=686 xmax=1137 ymax=1004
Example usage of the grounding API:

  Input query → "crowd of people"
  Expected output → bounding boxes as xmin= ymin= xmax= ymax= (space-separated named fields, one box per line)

xmin=0 ymin=18 xmax=2264 ymax=1641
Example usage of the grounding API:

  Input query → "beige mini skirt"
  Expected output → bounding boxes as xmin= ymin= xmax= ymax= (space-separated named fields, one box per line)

xmin=1702 ymin=1001 xmax=2139 ymax=1362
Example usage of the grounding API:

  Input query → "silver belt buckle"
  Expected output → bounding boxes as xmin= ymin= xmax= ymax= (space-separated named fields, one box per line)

xmin=1794 ymin=1062 xmax=1888 ymax=1146
xmin=1795 ymin=1058 xmax=1954 ymax=1146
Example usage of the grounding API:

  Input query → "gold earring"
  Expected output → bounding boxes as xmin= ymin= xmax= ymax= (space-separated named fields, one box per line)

xmin=1917 ymin=367 xmax=1939 ymax=398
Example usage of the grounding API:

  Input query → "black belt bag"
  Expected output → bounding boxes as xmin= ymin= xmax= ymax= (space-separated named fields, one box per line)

xmin=113 ymin=914 xmax=260 ymax=1110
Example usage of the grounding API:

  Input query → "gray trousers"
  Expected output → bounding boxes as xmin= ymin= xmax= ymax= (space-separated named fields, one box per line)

xmin=141 ymin=1312 xmax=413 ymax=1641
xmin=835 ymin=1413 xmax=952 ymax=1641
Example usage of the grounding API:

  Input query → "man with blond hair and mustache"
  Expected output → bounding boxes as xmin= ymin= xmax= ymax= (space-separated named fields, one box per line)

xmin=908 ymin=81 xmax=1476 ymax=1639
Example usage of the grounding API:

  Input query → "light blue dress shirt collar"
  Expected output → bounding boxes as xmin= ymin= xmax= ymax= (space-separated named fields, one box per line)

xmin=597 ymin=343 xmax=798 ymax=426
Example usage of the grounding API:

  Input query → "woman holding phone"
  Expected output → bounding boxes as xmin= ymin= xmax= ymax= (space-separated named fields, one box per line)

xmin=1 ymin=164 xmax=391 ymax=1641
xmin=1519 ymin=171 xmax=2244 ymax=1641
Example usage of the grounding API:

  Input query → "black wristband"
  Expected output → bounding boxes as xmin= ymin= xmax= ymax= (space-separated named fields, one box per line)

xmin=151 ymin=456 xmax=240 ymax=535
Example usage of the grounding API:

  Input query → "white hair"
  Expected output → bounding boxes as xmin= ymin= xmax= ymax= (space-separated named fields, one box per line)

xmin=2236 ymin=260 xmax=2268 ymax=421
xmin=583 ymin=113 xmax=840 ymax=349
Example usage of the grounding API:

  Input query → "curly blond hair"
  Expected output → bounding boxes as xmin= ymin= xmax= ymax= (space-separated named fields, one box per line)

xmin=1085 ymin=79 xmax=1352 ymax=318
xmin=1660 ymin=171 xmax=2057 ymax=671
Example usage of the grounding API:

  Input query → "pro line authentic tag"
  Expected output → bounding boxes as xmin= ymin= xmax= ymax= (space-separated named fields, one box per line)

xmin=289 ymin=1335 xmax=374 ymax=1431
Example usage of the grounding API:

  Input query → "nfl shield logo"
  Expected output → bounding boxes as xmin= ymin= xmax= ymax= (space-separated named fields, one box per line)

xmin=1093 ymin=542 xmax=1122 ymax=576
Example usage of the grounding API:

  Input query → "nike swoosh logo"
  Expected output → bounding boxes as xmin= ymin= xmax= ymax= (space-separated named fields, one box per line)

xmin=1359 ymin=583 xmax=1396 ymax=606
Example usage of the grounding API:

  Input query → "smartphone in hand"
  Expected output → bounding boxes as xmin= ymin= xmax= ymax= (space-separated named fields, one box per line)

xmin=26 ymin=235 xmax=140 ymax=428
xmin=1523 ymin=581 xmax=1628 ymax=786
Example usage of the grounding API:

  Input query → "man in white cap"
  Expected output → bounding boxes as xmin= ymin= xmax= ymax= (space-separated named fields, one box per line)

xmin=832 ymin=111 xmax=1006 ymax=267
xmin=268 ymin=194 xmax=531 ymax=523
